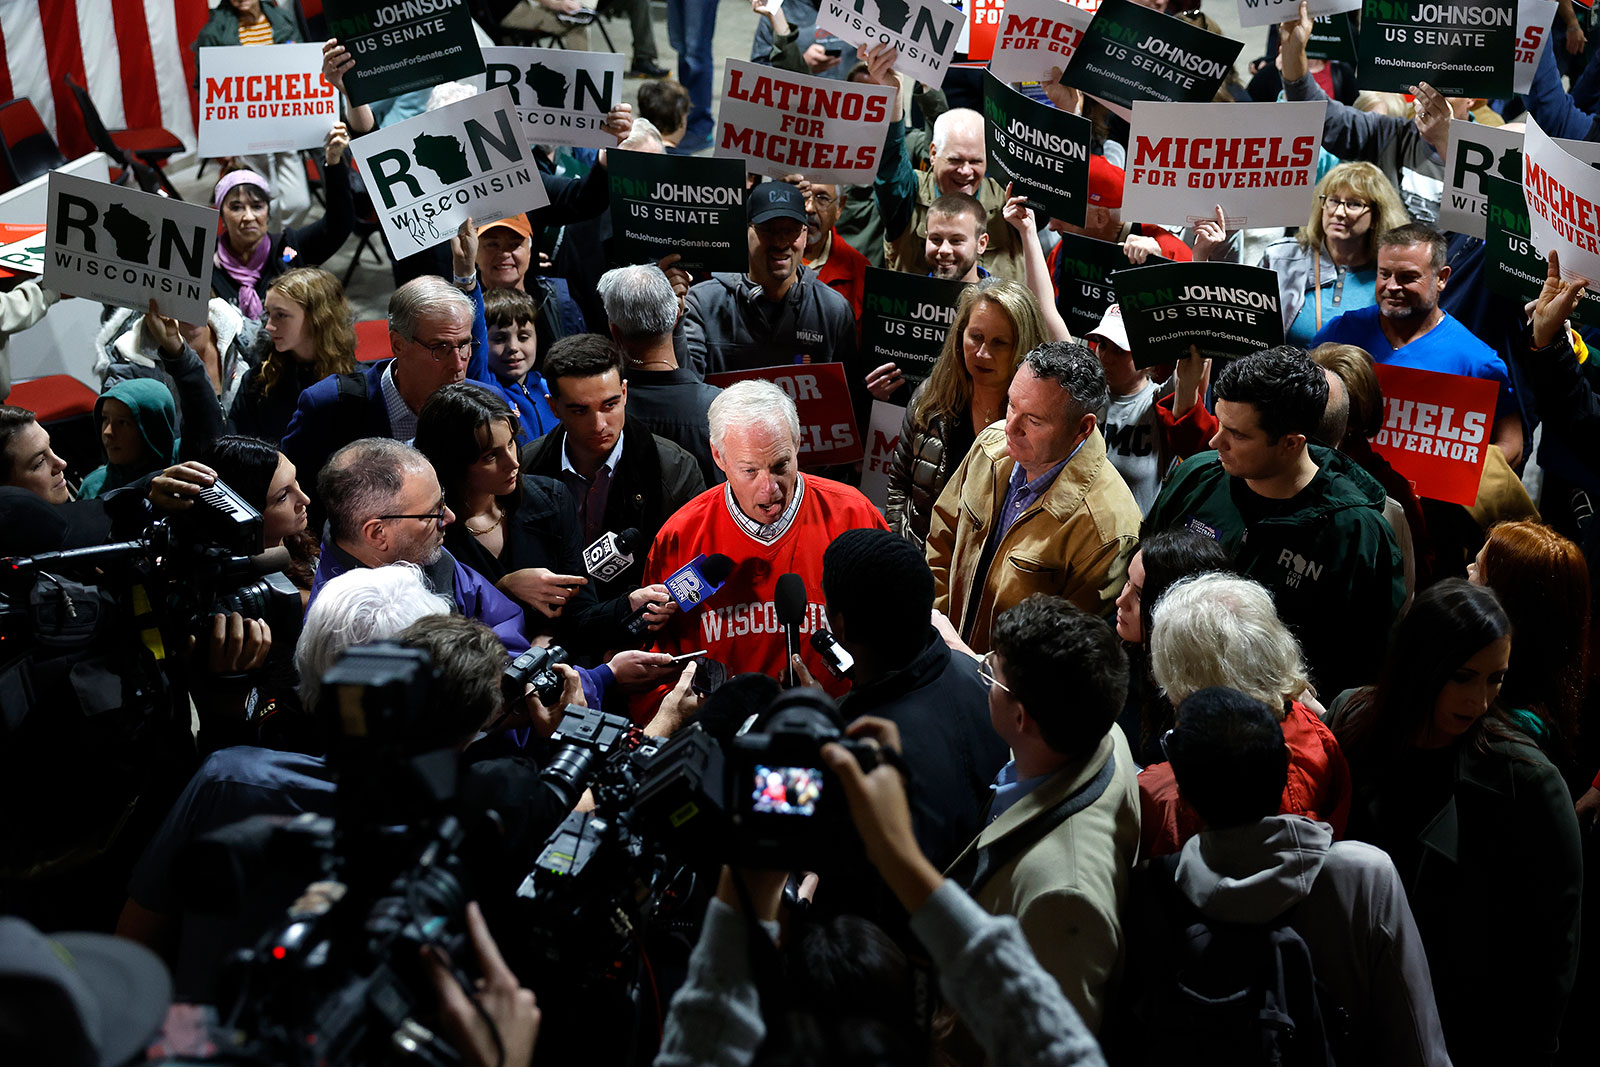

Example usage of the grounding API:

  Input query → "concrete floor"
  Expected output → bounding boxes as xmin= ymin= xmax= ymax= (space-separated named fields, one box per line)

xmin=170 ymin=0 xmax=1267 ymax=324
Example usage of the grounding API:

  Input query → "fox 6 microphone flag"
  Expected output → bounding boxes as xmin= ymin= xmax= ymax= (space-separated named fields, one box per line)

xmin=582 ymin=528 xmax=640 ymax=584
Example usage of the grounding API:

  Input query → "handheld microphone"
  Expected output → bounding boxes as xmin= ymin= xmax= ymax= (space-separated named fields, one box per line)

xmin=775 ymin=573 xmax=806 ymax=688
xmin=582 ymin=527 xmax=641 ymax=584
xmin=664 ymin=552 xmax=734 ymax=610
xmin=810 ymin=628 xmax=854 ymax=680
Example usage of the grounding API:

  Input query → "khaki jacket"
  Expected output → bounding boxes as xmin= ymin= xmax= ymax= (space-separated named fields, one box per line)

xmin=926 ymin=425 xmax=1141 ymax=653
xmin=886 ymin=170 xmax=1026 ymax=282
xmin=946 ymin=726 xmax=1141 ymax=1035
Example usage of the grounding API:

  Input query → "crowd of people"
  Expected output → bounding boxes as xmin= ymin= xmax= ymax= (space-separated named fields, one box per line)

xmin=2 ymin=1 xmax=1599 ymax=1065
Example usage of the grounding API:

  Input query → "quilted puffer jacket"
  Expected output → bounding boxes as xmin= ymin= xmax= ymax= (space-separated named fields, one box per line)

xmin=886 ymin=389 xmax=978 ymax=550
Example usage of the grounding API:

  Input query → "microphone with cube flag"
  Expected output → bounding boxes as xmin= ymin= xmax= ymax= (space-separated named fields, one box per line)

xmin=583 ymin=528 xmax=642 ymax=584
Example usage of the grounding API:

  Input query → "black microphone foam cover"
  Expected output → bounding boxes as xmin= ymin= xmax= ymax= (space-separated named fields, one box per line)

xmin=775 ymin=572 xmax=806 ymax=625
xmin=702 ymin=552 xmax=735 ymax=585
xmin=617 ymin=527 xmax=642 ymax=554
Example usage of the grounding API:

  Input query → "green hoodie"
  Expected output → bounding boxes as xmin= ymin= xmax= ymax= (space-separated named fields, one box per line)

xmin=80 ymin=378 xmax=179 ymax=499
xmin=1145 ymin=445 xmax=1405 ymax=698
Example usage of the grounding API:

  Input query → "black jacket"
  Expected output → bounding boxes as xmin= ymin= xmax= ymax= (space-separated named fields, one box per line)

xmin=623 ymin=365 xmax=724 ymax=487
xmin=519 ymin=415 xmax=705 ymax=601
xmin=838 ymin=631 xmax=1011 ymax=871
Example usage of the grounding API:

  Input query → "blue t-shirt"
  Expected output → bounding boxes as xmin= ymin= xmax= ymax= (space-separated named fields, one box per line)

xmin=1310 ymin=305 xmax=1518 ymax=419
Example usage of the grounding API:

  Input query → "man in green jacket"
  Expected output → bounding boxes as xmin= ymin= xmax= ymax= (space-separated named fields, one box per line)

xmin=1145 ymin=347 xmax=1403 ymax=698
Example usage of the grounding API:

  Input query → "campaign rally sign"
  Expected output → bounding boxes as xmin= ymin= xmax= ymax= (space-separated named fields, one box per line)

xmin=1438 ymin=120 xmax=1524 ymax=240
xmin=1523 ymin=117 xmax=1600 ymax=290
xmin=1235 ymin=0 xmax=1360 ymax=31
xmin=197 ymin=44 xmax=336 ymax=157
xmin=347 ymin=86 xmax=550 ymax=259
xmin=1063 ymin=0 xmax=1243 ymax=111
xmin=1371 ymin=364 xmax=1498 ymax=506
xmin=816 ymin=0 xmax=965 ymax=89
xmin=859 ymin=268 xmax=970 ymax=390
xmin=717 ymin=60 xmax=897 ymax=185
xmin=968 ymin=0 xmax=1004 ymax=62
xmin=859 ymin=400 xmax=906 ymax=512
xmin=1052 ymin=231 xmax=1167 ymax=336
xmin=324 ymin=0 xmax=486 ymax=105
xmin=1306 ymin=13 xmax=1359 ymax=63
xmin=1482 ymin=173 xmax=1600 ymax=320
xmin=1112 ymin=261 xmax=1284 ymax=368
xmin=1357 ymin=0 xmax=1518 ymax=99
xmin=1513 ymin=0 xmax=1559 ymax=93
xmin=607 ymin=151 xmax=748 ymax=273
xmin=481 ymin=47 xmax=624 ymax=150
xmin=983 ymin=73 xmax=1092 ymax=224
xmin=704 ymin=362 xmax=864 ymax=465
xmin=44 ymin=173 xmax=217 ymax=324
xmin=0 ymin=224 xmax=46 ymax=277
xmin=988 ymin=0 xmax=1095 ymax=84
xmin=1122 ymin=101 xmax=1324 ymax=230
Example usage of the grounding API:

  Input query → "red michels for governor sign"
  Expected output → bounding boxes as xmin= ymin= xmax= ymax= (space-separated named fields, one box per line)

xmin=1370 ymin=364 xmax=1498 ymax=507
xmin=704 ymin=362 xmax=863 ymax=466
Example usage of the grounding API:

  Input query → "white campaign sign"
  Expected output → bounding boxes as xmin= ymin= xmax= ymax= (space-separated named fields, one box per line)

xmin=1523 ymin=117 xmax=1600 ymax=289
xmin=1234 ymin=0 xmax=1360 ymax=31
xmin=347 ymin=86 xmax=550 ymax=259
xmin=480 ymin=47 xmax=624 ymax=149
xmin=989 ymin=0 xmax=1094 ymax=85
xmin=1439 ymin=120 xmax=1525 ymax=240
xmin=816 ymin=0 xmax=966 ymax=89
xmin=1121 ymin=101 xmax=1325 ymax=229
xmin=44 ymin=172 xmax=218 ymax=323
xmin=197 ymin=44 xmax=338 ymax=157
xmin=859 ymin=401 xmax=906 ymax=512
xmin=0 ymin=228 xmax=46 ymax=276
xmin=716 ymin=60 xmax=897 ymax=185
xmin=1513 ymin=0 xmax=1559 ymax=93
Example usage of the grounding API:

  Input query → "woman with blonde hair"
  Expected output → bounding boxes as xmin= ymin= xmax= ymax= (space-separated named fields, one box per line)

xmin=886 ymin=278 xmax=1050 ymax=547
xmin=1262 ymin=162 xmax=1409 ymax=345
xmin=229 ymin=267 xmax=356 ymax=445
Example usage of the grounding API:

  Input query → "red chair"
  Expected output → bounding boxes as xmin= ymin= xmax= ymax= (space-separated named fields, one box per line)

xmin=8 ymin=374 xmax=104 ymax=482
xmin=353 ymin=319 xmax=392 ymax=363
xmin=0 ymin=98 xmax=67 ymax=192
xmin=64 ymin=75 xmax=186 ymax=198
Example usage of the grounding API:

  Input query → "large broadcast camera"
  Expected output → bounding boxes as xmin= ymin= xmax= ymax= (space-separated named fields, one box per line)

xmin=0 ymin=477 xmax=302 ymax=659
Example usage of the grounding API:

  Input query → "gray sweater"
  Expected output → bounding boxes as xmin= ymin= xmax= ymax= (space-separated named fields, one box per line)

xmin=654 ymin=880 xmax=1107 ymax=1067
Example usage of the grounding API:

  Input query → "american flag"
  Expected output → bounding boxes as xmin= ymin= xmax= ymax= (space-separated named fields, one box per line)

xmin=0 ymin=0 xmax=210 ymax=159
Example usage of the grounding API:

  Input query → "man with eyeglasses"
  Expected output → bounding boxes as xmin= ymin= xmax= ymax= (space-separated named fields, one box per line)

xmin=941 ymin=594 xmax=1139 ymax=1041
xmin=797 ymin=178 xmax=868 ymax=321
xmin=284 ymin=272 xmax=496 ymax=513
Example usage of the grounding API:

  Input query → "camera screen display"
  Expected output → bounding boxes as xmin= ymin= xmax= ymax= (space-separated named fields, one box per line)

xmin=751 ymin=764 xmax=821 ymax=816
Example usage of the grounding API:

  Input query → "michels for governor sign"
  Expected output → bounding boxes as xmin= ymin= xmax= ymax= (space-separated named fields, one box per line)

xmin=988 ymin=0 xmax=1095 ymax=85
xmin=481 ymin=47 xmax=624 ymax=150
xmin=1063 ymin=0 xmax=1243 ymax=112
xmin=1371 ymin=364 xmax=1498 ymax=506
xmin=1523 ymin=117 xmax=1600 ymax=291
xmin=1356 ymin=0 xmax=1518 ymax=99
xmin=197 ymin=44 xmax=336 ymax=157
xmin=816 ymin=0 xmax=965 ymax=89
xmin=983 ymin=72 xmax=1092 ymax=224
xmin=1112 ymin=261 xmax=1284 ymax=368
xmin=1121 ymin=101 xmax=1325 ymax=230
xmin=325 ymin=0 xmax=485 ymax=105
xmin=44 ymin=173 xmax=217 ymax=324
xmin=716 ymin=60 xmax=897 ymax=185
xmin=346 ymin=86 xmax=549 ymax=260
xmin=704 ymin=363 xmax=864 ymax=466
xmin=607 ymin=151 xmax=749 ymax=274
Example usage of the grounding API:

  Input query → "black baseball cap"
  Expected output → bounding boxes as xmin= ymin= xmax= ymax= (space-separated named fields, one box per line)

xmin=748 ymin=182 xmax=808 ymax=226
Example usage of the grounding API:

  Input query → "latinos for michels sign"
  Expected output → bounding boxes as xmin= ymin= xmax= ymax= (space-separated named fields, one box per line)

xmin=347 ymin=86 xmax=550 ymax=259
xmin=1371 ymin=364 xmax=1498 ymax=506
xmin=716 ymin=60 xmax=897 ymax=185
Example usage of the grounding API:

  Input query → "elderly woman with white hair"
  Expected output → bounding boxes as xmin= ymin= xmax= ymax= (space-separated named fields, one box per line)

xmin=1138 ymin=572 xmax=1352 ymax=858
xmin=634 ymin=379 xmax=889 ymax=706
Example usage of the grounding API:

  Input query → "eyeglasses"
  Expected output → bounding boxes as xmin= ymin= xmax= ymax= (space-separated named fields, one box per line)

xmin=978 ymin=652 xmax=1011 ymax=694
xmin=807 ymin=192 xmax=836 ymax=208
xmin=1319 ymin=195 xmax=1372 ymax=216
xmin=411 ymin=336 xmax=480 ymax=362
xmin=376 ymin=505 xmax=450 ymax=527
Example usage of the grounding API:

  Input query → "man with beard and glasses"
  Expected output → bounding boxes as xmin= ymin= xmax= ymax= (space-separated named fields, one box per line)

xmin=1310 ymin=223 xmax=1523 ymax=464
